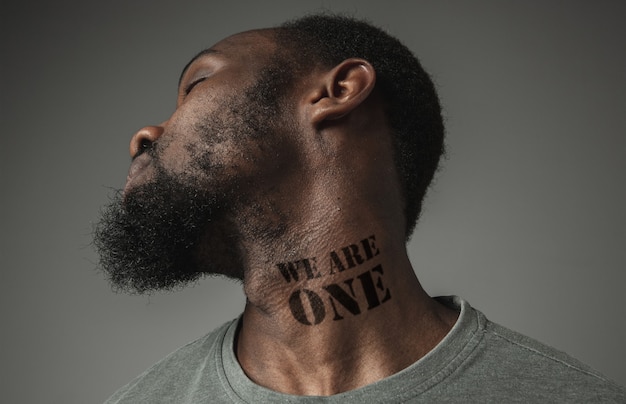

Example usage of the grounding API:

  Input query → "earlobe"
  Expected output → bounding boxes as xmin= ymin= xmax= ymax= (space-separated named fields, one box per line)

xmin=309 ymin=58 xmax=376 ymax=126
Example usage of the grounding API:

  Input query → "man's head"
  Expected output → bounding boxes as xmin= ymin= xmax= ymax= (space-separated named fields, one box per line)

xmin=95 ymin=31 xmax=296 ymax=292
xmin=94 ymin=14 xmax=444 ymax=294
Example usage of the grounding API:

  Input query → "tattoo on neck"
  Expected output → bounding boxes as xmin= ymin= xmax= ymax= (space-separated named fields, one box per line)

xmin=275 ymin=235 xmax=392 ymax=325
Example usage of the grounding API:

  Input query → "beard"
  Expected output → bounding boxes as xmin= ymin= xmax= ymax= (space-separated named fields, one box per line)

xmin=93 ymin=167 xmax=245 ymax=295
xmin=94 ymin=62 xmax=293 ymax=294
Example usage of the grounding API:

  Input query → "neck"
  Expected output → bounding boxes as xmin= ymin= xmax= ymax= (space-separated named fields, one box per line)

xmin=235 ymin=226 xmax=458 ymax=395
xmin=228 ymin=122 xmax=457 ymax=395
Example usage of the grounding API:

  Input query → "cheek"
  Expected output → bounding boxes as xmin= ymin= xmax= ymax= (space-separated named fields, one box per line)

xmin=154 ymin=101 xmax=218 ymax=176
xmin=154 ymin=92 xmax=299 ymax=188
xmin=154 ymin=135 xmax=194 ymax=176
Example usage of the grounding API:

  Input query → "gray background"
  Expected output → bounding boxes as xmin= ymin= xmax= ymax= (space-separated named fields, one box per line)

xmin=2 ymin=1 xmax=624 ymax=403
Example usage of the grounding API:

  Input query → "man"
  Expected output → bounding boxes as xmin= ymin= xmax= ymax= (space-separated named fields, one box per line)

xmin=96 ymin=14 xmax=624 ymax=403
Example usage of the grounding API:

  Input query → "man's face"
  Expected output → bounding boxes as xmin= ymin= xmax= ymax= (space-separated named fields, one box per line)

xmin=95 ymin=30 xmax=297 ymax=293
xmin=126 ymin=31 xmax=289 ymax=195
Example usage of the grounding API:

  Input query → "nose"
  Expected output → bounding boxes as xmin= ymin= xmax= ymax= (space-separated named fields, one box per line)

xmin=129 ymin=124 xmax=165 ymax=158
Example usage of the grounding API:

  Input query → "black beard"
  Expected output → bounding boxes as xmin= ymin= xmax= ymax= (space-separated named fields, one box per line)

xmin=94 ymin=62 xmax=292 ymax=294
xmin=93 ymin=169 xmax=244 ymax=295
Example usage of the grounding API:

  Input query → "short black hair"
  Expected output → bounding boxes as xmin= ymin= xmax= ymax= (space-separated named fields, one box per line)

xmin=275 ymin=14 xmax=445 ymax=239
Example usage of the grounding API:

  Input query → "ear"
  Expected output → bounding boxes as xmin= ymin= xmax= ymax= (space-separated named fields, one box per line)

xmin=307 ymin=58 xmax=376 ymax=126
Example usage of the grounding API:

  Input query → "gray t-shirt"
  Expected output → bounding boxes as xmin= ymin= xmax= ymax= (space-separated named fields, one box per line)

xmin=104 ymin=296 xmax=625 ymax=403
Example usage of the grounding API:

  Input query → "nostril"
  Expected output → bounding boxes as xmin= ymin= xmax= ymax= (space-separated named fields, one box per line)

xmin=131 ymin=138 xmax=153 ymax=160
xmin=140 ymin=138 xmax=152 ymax=151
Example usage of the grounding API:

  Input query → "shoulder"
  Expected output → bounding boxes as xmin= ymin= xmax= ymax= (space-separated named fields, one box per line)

xmin=428 ymin=297 xmax=625 ymax=402
xmin=468 ymin=313 xmax=625 ymax=401
xmin=103 ymin=319 xmax=236 ymax=404
xmin=482 ymin=319 xmax=609 ymax=379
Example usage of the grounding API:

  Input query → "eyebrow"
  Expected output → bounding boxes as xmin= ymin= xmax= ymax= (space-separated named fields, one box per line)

xmin=177 ymin=48 xmax=219 ymax=88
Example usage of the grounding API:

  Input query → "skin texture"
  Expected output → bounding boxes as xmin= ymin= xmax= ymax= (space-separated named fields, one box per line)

xmin=117 ymin=29 xmax=458 ymax=396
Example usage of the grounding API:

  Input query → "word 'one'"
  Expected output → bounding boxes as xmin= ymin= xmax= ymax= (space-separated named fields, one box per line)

xmin=289 ymin=264 xmax=391 ymax=325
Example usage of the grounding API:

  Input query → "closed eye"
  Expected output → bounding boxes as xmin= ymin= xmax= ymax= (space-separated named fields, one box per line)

xmin=184 ymin=77 xmax=206 ymax=95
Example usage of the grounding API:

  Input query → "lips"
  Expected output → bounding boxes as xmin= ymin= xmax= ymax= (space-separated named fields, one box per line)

xmin=123 ymin=153 xmax=152 ymax=195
